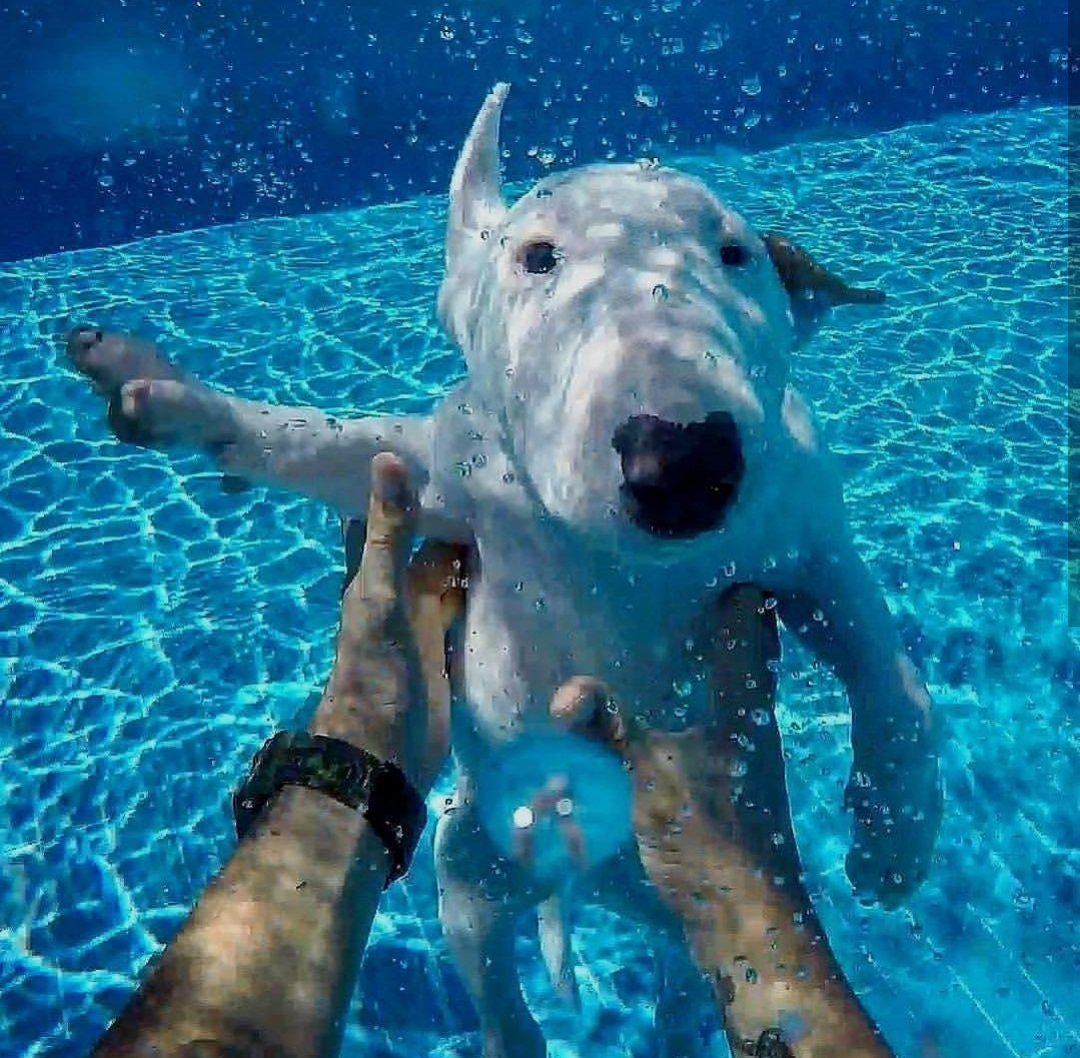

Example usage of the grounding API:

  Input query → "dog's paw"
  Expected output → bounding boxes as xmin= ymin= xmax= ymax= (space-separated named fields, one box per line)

xmin=107 ymin=378 xmax=234 ymax=452
xmin=843 ymin=756 xmax=944 ymax=907
xmin=65 ymin=328 xmax=185 ymax=396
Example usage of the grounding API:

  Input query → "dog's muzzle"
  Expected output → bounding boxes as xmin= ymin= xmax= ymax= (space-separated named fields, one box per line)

xmin=612 ymin=412 xmax=744 ymax=538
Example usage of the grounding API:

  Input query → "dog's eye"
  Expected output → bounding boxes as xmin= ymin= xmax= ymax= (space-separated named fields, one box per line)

xmin=719 ymin=242 xmax=750 ymax=267
xmin=520 ymin=241 xmax=560 ymax=275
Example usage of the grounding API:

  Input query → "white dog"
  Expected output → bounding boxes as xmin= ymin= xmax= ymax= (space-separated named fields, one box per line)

xmin=67 ymin=83 xmax=942 ymax=1058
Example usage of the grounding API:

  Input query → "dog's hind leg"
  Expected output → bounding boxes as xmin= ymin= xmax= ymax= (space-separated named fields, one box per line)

xmin=434 ymin=797 xmax=549 ymax=1058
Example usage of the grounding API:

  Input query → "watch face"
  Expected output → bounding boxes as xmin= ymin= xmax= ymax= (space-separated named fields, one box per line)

xmin=475 ymin=729 xmax=633 ymax=882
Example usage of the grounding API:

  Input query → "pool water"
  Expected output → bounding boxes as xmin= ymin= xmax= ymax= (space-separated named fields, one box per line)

xmin=0 ymin=104 xmax=1075 ymax=1058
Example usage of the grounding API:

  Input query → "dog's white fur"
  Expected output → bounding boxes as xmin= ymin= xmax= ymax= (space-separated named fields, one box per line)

xmin=93 ymin=84 xmax=941 ymax=1057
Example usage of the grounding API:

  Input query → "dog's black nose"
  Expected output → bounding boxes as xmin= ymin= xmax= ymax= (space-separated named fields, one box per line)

xmin=612 ymin=412 xmax=744 ymax=538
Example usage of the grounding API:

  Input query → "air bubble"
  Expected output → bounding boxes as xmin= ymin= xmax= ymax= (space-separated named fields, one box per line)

xmin=741 ymin=75 xmax=762 ymax=96
xmin=700 ymin=27 xmax=723 ymax=52
xmin=634 ymin=84 xmax=659 ymax=108
xmin=652 ymin=283 xmax=669 ymax=302
xmin=751 ymin=708 xmax=770 ymax=726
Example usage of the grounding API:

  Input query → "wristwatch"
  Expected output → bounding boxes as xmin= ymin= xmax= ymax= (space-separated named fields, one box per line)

xmin=232 ymin=731 xmax=427 ymax=889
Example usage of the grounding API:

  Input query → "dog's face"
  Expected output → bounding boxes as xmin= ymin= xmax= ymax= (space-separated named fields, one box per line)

xmin=438 ymin=85 xmax=880 ymax=552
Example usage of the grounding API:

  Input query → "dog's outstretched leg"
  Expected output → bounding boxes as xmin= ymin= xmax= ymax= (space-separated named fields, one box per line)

xmin=434 ymin=796 xmax=549 ymax=1058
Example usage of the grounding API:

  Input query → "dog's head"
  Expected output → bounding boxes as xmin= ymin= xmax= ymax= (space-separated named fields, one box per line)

xmin=438 ymin=84 xmax=884 ymax=550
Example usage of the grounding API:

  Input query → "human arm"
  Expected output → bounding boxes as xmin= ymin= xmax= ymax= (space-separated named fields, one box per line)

xmin=89 ymin=452 xmax=467 ymax=1058
xmin=551 ymin=584 xmax=895 ymax=1058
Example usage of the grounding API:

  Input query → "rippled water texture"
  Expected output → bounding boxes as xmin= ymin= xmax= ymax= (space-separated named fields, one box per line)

xmin=0 ymin=106 xmax=1074 ymax=1058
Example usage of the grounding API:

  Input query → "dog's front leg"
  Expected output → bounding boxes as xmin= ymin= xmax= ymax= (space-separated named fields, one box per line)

xmin=776 ymin=541 xmax=943 ymax=907
xmin=64 ymin=328 xmax=469 ymax=538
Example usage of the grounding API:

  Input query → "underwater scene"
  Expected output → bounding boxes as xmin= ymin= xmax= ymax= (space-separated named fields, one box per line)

xmin=0 ymin=3 xmax=1074 ymax=1058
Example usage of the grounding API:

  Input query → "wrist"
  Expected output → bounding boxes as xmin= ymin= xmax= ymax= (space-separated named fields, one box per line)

xmin=233 ymin=731 xmax=428 ymax=888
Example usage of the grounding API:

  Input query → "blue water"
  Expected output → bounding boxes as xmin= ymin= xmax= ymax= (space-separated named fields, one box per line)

xmin=0 ymin=104 xmax=1075 ymax=1058
xmin=0 ymin=0 xmax=1068 ymax=263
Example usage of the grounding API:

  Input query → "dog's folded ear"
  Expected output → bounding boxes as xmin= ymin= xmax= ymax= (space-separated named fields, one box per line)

xmin=762 ymin=232 xmax=886 ymax=308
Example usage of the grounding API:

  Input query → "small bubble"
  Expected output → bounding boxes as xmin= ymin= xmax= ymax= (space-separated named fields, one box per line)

xmin=454 ymin=461 xmax=472 ymax=478
xmin=652 ymin=283 xmax=669 ymax=302
xmin=771 ymin=832 xmax=786 ymax=846
xmin=672 ymin=679 xmax=693 ymax=698
xmin=97 ymin=173 xmax=114 ymax=189
xmin=723 ymin=562 xmax=736 ymax=578
xmin=634 ymin=84 xmax=659 ymax=108
xmin=514 ymin=581 xmax=524 ymax=592
xmin=741 ymin=75 xmax=762 ymax=96
xmin=812 ymin=609 xmax=825 ymax=622
xmin=728 ymin=758 xmax=748 ymax=778
xmin=751 ymin=708 xmax=770 ymax=726
xmin=700 ymin=27 xmax=723 ymax=52
xmin=536 ymin=186 xmax=553 ymax=198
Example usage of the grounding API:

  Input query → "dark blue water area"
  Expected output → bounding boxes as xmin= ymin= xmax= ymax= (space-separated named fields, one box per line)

xmin=0 ymin=0 xmax=1070 ymax=264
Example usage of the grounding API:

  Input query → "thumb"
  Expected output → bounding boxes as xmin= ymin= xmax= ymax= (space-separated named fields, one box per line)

xmin=549 ymin=676 xmax=639 ymax=759
xmin=354 ymin=452 xmax=418 ymax=600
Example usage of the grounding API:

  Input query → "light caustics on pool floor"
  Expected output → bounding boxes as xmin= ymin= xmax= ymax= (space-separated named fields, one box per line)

xmin=0 ymin=105 xmax=1075 ymax=1058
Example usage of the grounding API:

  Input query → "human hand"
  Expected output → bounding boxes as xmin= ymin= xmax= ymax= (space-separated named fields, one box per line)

xmin=312 ymin=452 xmax=466 ymax=797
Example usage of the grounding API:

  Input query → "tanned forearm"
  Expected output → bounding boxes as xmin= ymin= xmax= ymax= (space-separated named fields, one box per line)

xmin=91 ymin=784 xmax=392 ymax=1058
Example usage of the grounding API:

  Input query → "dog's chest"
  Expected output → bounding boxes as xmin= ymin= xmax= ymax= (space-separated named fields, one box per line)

xmin=456 ymin=540 xmax=716 ymax=761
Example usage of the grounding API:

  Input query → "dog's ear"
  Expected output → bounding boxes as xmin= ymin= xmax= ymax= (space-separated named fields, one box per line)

xmin=445 ymin=83 xmax=511 ymax=277
xmin=439 ymin=83 xmax=512 ymax=347
xmin=762 ymin=232 xmax=886 ymax=346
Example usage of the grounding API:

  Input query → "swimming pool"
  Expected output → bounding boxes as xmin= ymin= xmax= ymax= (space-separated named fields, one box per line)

xmin=0 ymin=103 xmax=1074 ymax=1058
